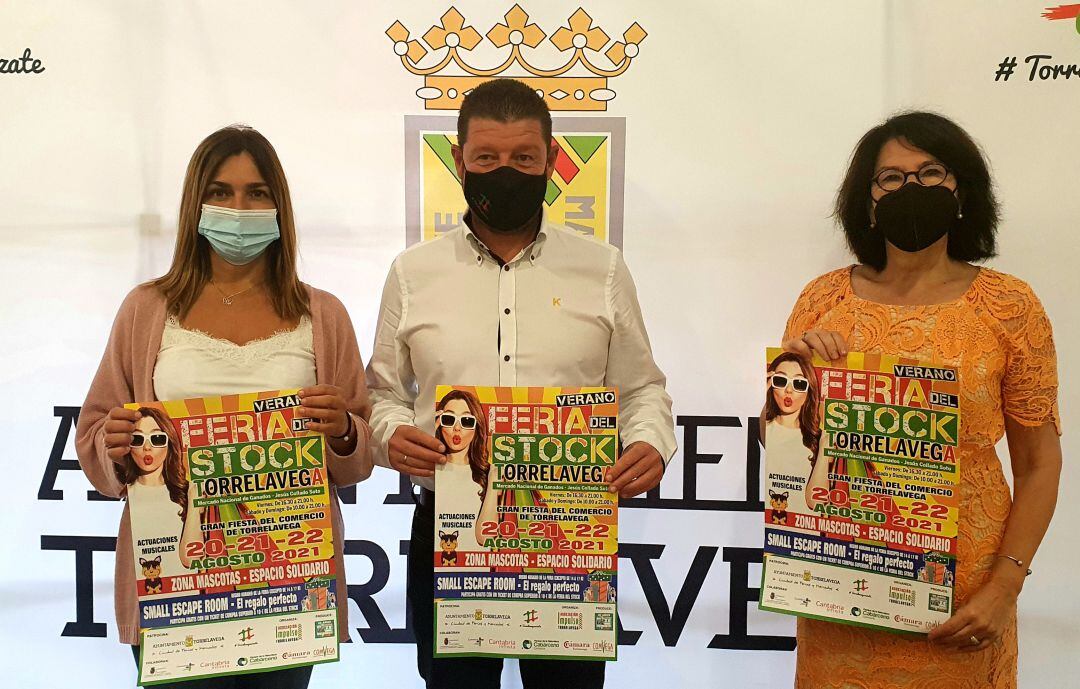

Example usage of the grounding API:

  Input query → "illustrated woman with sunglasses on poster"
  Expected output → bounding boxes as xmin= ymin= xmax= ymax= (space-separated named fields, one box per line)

xmin=780 ymin=112 xmax=1061 ymax=689
xmin=432 ymin=389 xmax=492 ymax=563
xmin=119 ymin=407 xmax=200 ymax=589
xmin=763 ymin=352 xmax=822 ymax=518
xmin=75 ymin=125 xmax=373 ymax=689
xmin=434 ymin=388 xmax=572 ymax=569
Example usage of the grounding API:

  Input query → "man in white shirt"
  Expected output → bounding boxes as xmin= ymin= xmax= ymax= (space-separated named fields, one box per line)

xmin=366 ymin=78 xmax=676 ymax=689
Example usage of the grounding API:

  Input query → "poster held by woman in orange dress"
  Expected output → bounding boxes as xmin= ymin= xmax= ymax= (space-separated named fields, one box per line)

xmin=761 ymin=348 xmax=960 ymax=634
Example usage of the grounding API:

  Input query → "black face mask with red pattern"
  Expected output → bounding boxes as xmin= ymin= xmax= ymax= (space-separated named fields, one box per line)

xmin=463 ymin=166 xmax=547 ymax=233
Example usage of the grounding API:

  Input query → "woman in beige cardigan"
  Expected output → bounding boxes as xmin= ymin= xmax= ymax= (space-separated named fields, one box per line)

xmin=76 ymin=125 xmax=373 ymax=689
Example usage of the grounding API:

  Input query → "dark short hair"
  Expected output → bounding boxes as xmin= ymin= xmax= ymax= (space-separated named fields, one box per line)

xmin=457 ymin=78 xmax=552 ymax=147
xmin=835 ymin=111 xmax=999 ymax=271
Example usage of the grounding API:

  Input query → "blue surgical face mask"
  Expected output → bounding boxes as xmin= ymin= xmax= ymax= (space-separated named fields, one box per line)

xmin=197 ymin=204 xmax=280 ymax=265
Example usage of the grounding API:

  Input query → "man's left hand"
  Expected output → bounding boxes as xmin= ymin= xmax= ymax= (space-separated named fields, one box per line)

xmin=606 ymin=442 xmax=665 ymax=498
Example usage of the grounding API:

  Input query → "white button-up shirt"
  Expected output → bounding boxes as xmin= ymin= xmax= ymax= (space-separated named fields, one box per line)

xmin=365 ymin=212 xmax=676 ymax=490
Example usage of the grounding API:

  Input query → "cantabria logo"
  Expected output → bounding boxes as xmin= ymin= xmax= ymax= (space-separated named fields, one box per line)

xmin=388 ymin=5 xmax=646 ymax=247
xmin=1043 ymin=4 xmax=1080 ymax=33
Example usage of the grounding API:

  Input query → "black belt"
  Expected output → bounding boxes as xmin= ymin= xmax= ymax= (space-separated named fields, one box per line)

xmin=416 ymin=486 xmax=436 ymax=509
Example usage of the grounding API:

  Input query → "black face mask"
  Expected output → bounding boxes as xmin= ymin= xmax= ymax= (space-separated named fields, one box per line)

xmin=874 ymin=184 xmax=959 ymax=253
xmin=462 ymin=166 xmax=547 ymax=233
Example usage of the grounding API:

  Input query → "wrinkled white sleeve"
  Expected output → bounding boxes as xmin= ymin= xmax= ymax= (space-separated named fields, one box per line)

xmin=364 ymin=259 xmax=417 ymax=468
xmin=603 ymin=251 xmax=677 ymax=463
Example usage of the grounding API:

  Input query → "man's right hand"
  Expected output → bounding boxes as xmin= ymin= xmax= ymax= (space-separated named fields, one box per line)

xmin=104 ymin=407 xmax=141 ymax=464
xmin=388 ymin=425 xmax=447 ymax=478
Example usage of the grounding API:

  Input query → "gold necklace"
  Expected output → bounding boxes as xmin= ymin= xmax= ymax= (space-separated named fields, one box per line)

xmin=210 ymin=280 xmax=261 ymax=306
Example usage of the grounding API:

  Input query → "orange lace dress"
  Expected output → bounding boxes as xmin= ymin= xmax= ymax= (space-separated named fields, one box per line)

xmin=783 ymin=267 xmax=1060 ymax=689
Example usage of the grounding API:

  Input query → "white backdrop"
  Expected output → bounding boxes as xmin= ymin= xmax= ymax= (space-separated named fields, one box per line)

xmin=1 ymin=2 xmax=1077 ymax=687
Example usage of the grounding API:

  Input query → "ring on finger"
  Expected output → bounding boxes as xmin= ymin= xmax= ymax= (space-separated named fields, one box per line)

xmin=969 ymin=635 xmax=980 ymax=646
xmin=402 ymin=454 xmax=409 ymax=466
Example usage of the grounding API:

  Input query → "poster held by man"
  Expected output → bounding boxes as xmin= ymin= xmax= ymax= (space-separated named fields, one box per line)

xmin=432 ymin=386 xmax=619 ymax=660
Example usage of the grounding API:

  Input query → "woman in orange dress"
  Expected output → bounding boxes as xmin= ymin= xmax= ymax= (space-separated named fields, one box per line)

xmin=782 ymin=112 xmax=1062 ymax=689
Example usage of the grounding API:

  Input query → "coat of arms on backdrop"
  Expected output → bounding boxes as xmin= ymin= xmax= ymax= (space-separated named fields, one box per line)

xmin=387 ymin=5 xmax=647 ymax=248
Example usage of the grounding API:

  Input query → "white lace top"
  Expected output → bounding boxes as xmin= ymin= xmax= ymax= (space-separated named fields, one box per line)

xmin=153 ymin=314 xmax=316 ymax=401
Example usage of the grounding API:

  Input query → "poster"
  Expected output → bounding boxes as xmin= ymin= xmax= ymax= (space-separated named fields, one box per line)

xmin=432 ymin=386 xmax=618 ymax=660
xmin=124 ymin=390 xmax=339 ymax=684
xmin=759 ymin=350 xmax=959 ymax=634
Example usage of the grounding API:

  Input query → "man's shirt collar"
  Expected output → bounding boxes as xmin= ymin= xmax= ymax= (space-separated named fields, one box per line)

xmin=462 ymin=208 xmax=549 ymax=267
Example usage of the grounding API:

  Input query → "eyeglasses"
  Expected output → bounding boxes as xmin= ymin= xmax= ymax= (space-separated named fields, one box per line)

xmin=130 ymin=432 xmax=169 ymax=448
xmin=770 ymin=374 xmax=810 ymax=393
xmin=436 ymin=413 xmax=477 ymax=430
xmin=873 ymin=162 xmax=950 ymax=192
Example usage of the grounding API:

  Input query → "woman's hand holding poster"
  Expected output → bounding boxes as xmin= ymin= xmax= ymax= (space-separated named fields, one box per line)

xmin=759 ymin=350 xmax=959 ymax=633
xmin=124 ymin=390 xmax=339 ymax=684
xmin=433 ymin=386 xmax=618 ymax=660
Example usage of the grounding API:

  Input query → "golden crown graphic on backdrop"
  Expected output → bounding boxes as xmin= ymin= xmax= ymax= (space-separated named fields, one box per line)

xmin=386 ymin=5 xmax=646 ymax=111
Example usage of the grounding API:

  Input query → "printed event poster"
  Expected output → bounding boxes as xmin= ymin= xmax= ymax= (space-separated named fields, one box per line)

xmin=432 ymin=386 xmax=618 ymax=660
xmin=124 ymin=390 xmax=339 ymax=684
xmin=759 ymin=350 xmax=960 ymax=633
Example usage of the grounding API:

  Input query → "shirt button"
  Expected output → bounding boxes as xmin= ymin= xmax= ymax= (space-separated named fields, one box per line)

xmin=504 ymin=308 xmax=511 ymax=315
xmin=504 ymin=355 xmax=511 ymax=362
xmin=503 ymin=265 xmax=510 ymax=272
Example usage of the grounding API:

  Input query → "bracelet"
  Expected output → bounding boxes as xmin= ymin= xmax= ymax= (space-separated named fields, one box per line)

xmin=331 ymin=413 xmax=355 ymax=442
xmin=996 ymin=554 xmax=1032 ymax=576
